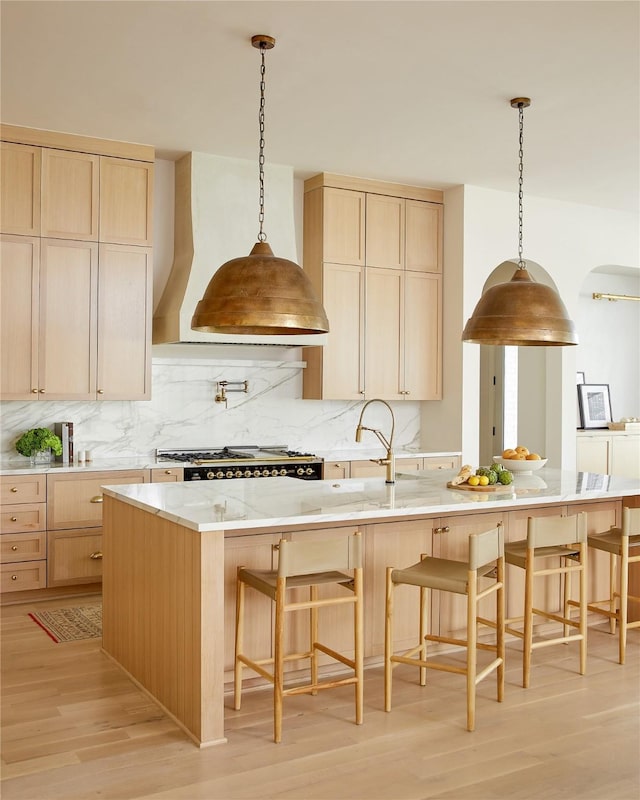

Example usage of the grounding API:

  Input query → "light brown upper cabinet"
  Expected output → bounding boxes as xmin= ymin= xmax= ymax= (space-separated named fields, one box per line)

xmin=41 ymin=149 xmax=99 ymax=240
xmin=302 ymin=173 xmax=443 ymax=401
xmin=0 ymin=125 xmax=154 ymax=401
xmin=99 ymin=157 xmax=153 ymax=246
xmin=0 ymin=235 xmax=39 ymax=400
xmin=96 ymin=243 xmax=152 ymax=400
xmin=0 ymin=142 xmax=41 ymax=236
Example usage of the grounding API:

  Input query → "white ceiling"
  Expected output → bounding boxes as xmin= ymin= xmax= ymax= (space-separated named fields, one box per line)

xmin=1 ymin=1 xmax=638 ymax=213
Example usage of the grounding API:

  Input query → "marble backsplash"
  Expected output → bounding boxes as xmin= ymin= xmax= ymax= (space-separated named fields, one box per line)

xmin=0 ymin=350 xmax=421 ymax=459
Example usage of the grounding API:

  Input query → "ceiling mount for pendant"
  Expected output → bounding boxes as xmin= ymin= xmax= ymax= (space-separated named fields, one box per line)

xmin=191 ymin=33 xmax=329 ymax=336
xmin=462 ymin=97 xmax=578 ymax=347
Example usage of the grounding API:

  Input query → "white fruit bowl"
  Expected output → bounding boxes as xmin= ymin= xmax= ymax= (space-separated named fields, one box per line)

xmin=492 ymin=456 xmax=547 ymax=475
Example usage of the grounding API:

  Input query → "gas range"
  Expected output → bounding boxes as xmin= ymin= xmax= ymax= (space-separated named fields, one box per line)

xmin=156 ymin=446 xmax=323 ymax=481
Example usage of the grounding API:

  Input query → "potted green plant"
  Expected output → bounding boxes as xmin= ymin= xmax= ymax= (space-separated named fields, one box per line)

xmin=15 ymin=427 xmax=63 ymax=465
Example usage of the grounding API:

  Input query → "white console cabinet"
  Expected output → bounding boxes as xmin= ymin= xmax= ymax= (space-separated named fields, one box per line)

xmin=577 ymin=431 xmax=640 ymax=479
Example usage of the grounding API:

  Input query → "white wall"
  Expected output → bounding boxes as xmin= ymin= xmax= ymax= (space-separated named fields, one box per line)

xmin=576 ymin=270 xmax=640 ymax=420
xmin=454 ymin=185 xmax=639 ymax=468
xmin=2 ymin=162 xmax=637 ymax=465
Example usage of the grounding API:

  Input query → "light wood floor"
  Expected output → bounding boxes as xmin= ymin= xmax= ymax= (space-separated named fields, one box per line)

xmin=1 ymin=594 xmax=639 ymax=800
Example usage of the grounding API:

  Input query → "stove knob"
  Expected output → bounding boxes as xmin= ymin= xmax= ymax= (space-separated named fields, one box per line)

xmin=305 ymin=467 xmax=314 ymax=475
xmin=296 ymin=467 xmax=305 ymax=475
xmin=235 ymin=470 xmax=243 ymax=478
xmin=280 ymin=468 xmax=288 ymax=476
xmin=262 ymin=469 xmax=271 ymax=476
xmin=244 ymin=470 xmax=252 ymax=478
xmin=253 ymin=469 xmax=262 ymax=477
xmin=206 ymin=471 xmax=215 ymax=480
xmin=215 ymin=471 xmax=225 ymax=479
xmin=271 ymin=469 xmax=279 ymax=476
xmin=225 ymin=471 xmax=234 ymax=479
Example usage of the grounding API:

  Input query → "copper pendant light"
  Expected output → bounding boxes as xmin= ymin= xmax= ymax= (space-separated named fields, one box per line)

xmin=462 ymin=98 xmax=578 ymax=346
xmin=191 ymin=35 xmax=329 ymax=335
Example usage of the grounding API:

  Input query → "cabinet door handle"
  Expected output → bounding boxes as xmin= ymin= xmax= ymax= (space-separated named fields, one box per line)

xmin=11 ymin=487 xmax=18 ymax=493
xmin=31 ymin=388 xmax=38 ymax=394
xmin=90 ymin=496 xmax=104 ymax=503
xmin=434 ymin=525 xmax=450 ymax=535
xmin=97 ymin=389 xmax=104 ymax=394
xmin=11 ymin=516 xmax=17 ymax=522
xmin=90 ymin=551 xmax=103 ymax=560
xmin=11 ymin=574 xmax=17 ymax=580
xmin=11 ymin=545 xmax=18 ymax=551
xmin=39 ymin=389 xmax=45 ymax=393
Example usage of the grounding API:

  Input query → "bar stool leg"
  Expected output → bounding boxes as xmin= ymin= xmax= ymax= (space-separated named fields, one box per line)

xmin=384 ymin=567 xmax=394 ymax=712
xmin=234 ymin=571 xmax=245 ymax=710
xmin=579 ymin=543 xmax=588 ymax=675
xmin=274 ymin=577 xmax=285 ymax=744
xmin=620 ymin=545 xmax=629 ymax=665
xmin=310 ymin=584 xmax=319 ymax=694
xmin=497 ymin=557 xmax=505 ymax=702
xmin=354 ymin=566 xmax=364 ymax=725
xmin=466 ymin=570 xmax=478 ymax=732
xmin=419 ymin=585 xmax=427 ymax=686
xmin=609 ymin=553 xmax=618 ymax=634
xmin=523 ymin=547 xmax=534 ymax=689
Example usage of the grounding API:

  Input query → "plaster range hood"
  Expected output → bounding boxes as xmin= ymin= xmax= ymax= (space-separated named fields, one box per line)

xmin=153 ymin=151 xmax=328 ymax=347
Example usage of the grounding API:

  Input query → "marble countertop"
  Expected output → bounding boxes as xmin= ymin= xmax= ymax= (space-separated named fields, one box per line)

xmin=0 ymin=449 xmax=461 ymax=476
xmin=101 ymin=468 xmax=640 ymax=533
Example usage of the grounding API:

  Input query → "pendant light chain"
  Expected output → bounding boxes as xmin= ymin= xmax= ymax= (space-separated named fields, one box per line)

xmin=257 ymin=44 xmax=267 ymax=243
xmin=517 ymin=102 xmax=525 ymax=269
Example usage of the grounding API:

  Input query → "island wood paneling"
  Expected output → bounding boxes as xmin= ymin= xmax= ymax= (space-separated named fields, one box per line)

xmin=102 ymin=496 xmax=226 ymax=747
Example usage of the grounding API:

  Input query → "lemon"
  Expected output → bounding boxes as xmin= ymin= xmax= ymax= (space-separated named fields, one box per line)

xmin=478 ymin=475 xmax=489 ymax=486
xmin=468 ymin=475 xmax=480 ymax=486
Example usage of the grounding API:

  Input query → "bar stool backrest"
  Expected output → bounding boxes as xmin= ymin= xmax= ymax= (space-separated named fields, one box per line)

xmin=621 ymin=506 xmax=640 ymax=537
xmin=469 ymin=524 xmax=504 ymax=570
xmin=277 ymin=533 xmax=363 ymax=577
xmin=527 ymin=512 xmax=587 ymax=548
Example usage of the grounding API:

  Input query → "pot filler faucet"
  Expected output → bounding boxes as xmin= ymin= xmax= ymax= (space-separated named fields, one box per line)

xmin=355 ymin=398 xmax=396 ymax=484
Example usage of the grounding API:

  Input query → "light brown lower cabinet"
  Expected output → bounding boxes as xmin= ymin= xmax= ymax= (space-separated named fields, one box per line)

xmin=47 ymin=527 xmax=103 ymax=587
xmin=323 ymin=455 xmax=461 ymax=480
xmin=350 ymin=457 xmax=423 ymax=478
xmin=44 ymin=469 xmax=148 ymax=592
xmin=150 ymin=467 xmax=184 ymax=482
xmin=0 ymin=474 xmax=47 ymax=592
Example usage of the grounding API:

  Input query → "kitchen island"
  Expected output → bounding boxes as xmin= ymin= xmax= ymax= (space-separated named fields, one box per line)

xmin=101 ymin=468 xmax=639 ymax=747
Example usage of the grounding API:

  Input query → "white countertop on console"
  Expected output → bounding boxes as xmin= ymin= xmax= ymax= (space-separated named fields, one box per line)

xmin=101 ymin=468 xmax=640 ymax=533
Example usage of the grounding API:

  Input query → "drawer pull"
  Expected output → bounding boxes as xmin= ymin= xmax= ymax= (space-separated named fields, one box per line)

xmin=90 ymin=496 xmax=104 ymax=504
xmin=90 ymin=551 xmax=103 ymax=560
xmin=434 ymin=526 xmax=450 ymax=535
xmin=11 ymin=516 xmax=17 ymax=522
xmin=11 ymin=574 xmax=17 ymax=580
xmin=165 ymin=470 xmax=173 ymax=475
xmin=11 ymin=487 xmax=18 ymax=493
xmin=11 ymin=545 xmax=18 ymax=551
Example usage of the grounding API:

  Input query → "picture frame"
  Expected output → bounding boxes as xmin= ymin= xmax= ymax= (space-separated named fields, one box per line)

xmin=576 ymin=371 xmax=585 ymax=384
xmin=578 ymin=383 xmax=612 ymax=429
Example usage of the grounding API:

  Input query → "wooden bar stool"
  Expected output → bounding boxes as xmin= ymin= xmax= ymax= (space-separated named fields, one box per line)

xmin=234 ymin=531 xmax=363 ymax=743
xmin=384 ymin=524 xmax=505 ymax=732
xmin=573 ymin=506 xmax=640 ymax=664
xmin=505 ymin=513 xmax=588 ymax=688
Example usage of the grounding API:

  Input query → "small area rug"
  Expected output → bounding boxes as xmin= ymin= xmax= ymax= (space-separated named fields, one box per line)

xmin=29 ymin=605 xmax=102 ymax=643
